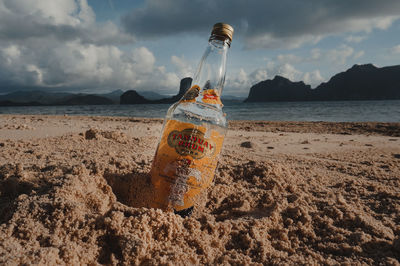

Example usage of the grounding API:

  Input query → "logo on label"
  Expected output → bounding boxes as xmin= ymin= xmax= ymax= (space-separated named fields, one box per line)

xmin=167 ymin=128 xmax=215 ymax=159
xmin=202 ymin=89 xmax=222 ymax=105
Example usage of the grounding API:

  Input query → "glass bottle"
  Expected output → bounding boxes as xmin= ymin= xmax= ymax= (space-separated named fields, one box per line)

xmin=149 ymin=23 xmax=234 ymax=217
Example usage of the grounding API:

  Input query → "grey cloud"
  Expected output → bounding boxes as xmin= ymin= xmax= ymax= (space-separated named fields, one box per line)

xmin=0 ymin=0 xmax=133 ymax=46
xmin=122 ymin=0 xmax=400 ymax=49
xmin=0 ymin=0 xmax=179 ymax=93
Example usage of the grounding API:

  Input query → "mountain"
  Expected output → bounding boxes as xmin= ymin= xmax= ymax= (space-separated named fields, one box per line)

xmin=245 ymin=64 xmax=400 ymax=102
xmin=0 ymin=100 xmax=43 ymax=106
xmin=0 ymin=90 xmax=118 ymax=105
xmin=314 ymin=64 xmax=400 ymax=100
xmin=136 ymin=91 xmax=166 ymax=100
xmin=120 ymin=90 xmax=151 ymax=104
xmin=244 ymin=76 xmax=312 ymax=102
xmin=120 ymin=77 xmax=192 ymax=104
xmin=153 ymin=77 xmax=192 ymax=104
xmin=56 ymin=95 xmax=114 ymax=105
xmin=2 ymin=64 xmax=399 ymax=106
xmin=0 ymin=91 xmax=73 ymax=104
xmin=96 ymin=90 xmax=124 ymax=103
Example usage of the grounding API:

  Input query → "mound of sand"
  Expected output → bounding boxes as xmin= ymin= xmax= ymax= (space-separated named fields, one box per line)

xmin=0 ymin=116 xmax=399 ymax=264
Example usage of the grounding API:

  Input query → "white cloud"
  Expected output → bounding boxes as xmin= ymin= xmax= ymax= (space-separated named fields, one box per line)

xmin=308 ymin=45 xmax=364 ymax=65
xmin=274 ymin=46 xmax=363 ymax=67
xmin=0 ymin=41 xmax=180 ymax=93
xmin=273 ymin=63 xmax=302 ymax=81
xmin=249 ymin=69 xmax=268 ymax=84
xmin=244 ymin=33 xmax=322 ymax=50
xmin=0 ymin=0 xmax=132 ymax=45
xmin=326 ymin=45 xmax=354 ymax=65
xmin=4 ymin=0 xmax=92 ymax=26
xmin=345 ymin=35 xmax=367 ymax=43
xmin=171 ymin=55 xmax=194 ymax=79
xmin=277 ymin=54 xmax=303 ymax=64
xmin=225 ymin=68 xmax=250 ymax=94
xmin=303 ymin=70 xmax=325 ymax=88
xmin=225 ymin=43 xmax=365 ymax=93
xmin=353 ymin=51 xmax=365 ymax=59
xmin=225 ymin=61 xmax=304 ymax=94
xmin=311 ymin=49 xmax=321 ymax=60
xmin=0 ymin=0 xmax=182 ymax=93
xmin=226 ymin=67 xmax=269 ymax=95
xmin=390 ymin=44 xmax=400 ymax=54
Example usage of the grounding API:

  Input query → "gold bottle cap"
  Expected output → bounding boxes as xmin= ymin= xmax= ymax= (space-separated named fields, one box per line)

xmin=211 ymin=23 xmax=234 ymax=42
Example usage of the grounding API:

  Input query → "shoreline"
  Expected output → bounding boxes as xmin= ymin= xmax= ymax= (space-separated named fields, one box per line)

xmin=1 ymin=114 xmax=399 ymax=140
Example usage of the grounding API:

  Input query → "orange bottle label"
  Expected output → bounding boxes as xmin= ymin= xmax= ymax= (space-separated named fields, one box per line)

xmin=150 ymin=119 xmax=225 ymax=211
xmin=202 ymin=89 xmax=222 ymax=105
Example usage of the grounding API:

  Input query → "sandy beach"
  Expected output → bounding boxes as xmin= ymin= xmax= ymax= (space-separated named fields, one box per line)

xmin=0 ymin=114 xmax=399 ymax=264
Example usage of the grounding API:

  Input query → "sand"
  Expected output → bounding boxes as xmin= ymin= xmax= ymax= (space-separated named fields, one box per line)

xmin=0 ymin=114 xmax=399 ymax=265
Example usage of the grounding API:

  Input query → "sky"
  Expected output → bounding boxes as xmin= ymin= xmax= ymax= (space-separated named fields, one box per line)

xmin=0 ymin=0 xmax=400 ymax=97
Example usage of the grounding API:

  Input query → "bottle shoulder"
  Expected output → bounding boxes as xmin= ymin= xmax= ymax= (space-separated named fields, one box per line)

xmin=167 ymin=101 xmax=227 ymax=128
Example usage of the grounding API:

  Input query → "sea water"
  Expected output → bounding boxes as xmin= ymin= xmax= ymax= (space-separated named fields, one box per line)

xmin=0 ymin=100 xmax=399 ymax=122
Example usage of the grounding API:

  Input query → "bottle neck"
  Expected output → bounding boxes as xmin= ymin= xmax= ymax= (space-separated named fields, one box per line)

xmin=191 ymin=36 xmax=230 ymax=107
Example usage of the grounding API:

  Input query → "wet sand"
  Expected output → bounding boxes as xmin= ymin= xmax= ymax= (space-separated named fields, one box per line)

xmin=0 ymin=115 xmax=399 ymax=264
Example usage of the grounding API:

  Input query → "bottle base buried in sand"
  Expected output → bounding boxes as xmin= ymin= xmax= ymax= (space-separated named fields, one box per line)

xmin=174 ymin=206 xmax=194 ymax=218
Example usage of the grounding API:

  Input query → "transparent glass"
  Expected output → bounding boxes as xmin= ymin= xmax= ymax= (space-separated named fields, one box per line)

xmin=165 ymin=37 xmax=230 ymax=130
xmin=150 ymin=35 xmax=231 ymax=216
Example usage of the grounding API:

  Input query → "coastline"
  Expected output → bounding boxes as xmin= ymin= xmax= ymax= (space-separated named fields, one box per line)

xmin=0 ymin=115 xmax=399 ymax=264
xmin=1 ymin=114 xmax=399 ymax=140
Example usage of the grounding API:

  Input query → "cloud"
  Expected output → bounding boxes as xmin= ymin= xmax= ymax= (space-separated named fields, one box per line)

xmin=345 ymin=35 xmax=367 ymax=43
xmin=271 ymin=63 xmax=302 ymax=81
xmin=277 ymin=54 xmax=303 ymax=64
xmin=303 ymin=70 xmax=325 ymax=88
xmin=170 ymin=55 xmax=194 ymax=79
xmin=273 ymin=44 xmax=363 ymax=66
xmin=0 ymin=0 xmax=182 ymax=94
xmin=122 ymin=0 xmax=400 ymax=49
xmin=225 ymin=62 xmax=303 ymax=93
xmin=390 ymin=44 xmax=400 ymax=54
xmin=0 ymin=0 xmax=132 ymax=45
xmin=326 ymin=45 xmax=354 ymax=65
xmin=226 ymin=62 xmax=326 ymax=93
xmin=226 ymin=67 xmax=271 ymax=95
xmin=225 ymin=44 xmax=365 ymax=93
xmin=311 ymin=48 xmax=321 ymax=60
xmin=353 ymin=51 xmax=365 ymax=59
xmin=249 ymin=69 xmax=268 ymax=83
xmin=0 ymin=41 xmax=180 ymax=93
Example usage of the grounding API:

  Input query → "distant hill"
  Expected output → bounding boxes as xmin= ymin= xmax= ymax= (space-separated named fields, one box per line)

xmin=0 ymin=91 xmax=73 ymax=104
xmin=137 ymin=91 xmax=167 ymax=100
xmin=2 ymin=64 xmax=399 ymax=106
xmin=0 ymin=100 xmax=43 ymax=106
xmin=120 ymin=77 xmax=192 ymax=104
xmin=95 ymin=90 xmax=124 ymax=103
xmin=314 ymin=64 xmax=400 ymax=100
xmin=56 ymin=95 xmax=114 ymax=105
xmin=0 ymin=91 xmax=117 ymax=106
xmin=245 ymin=64 xmax=400 ymax=102
xmin=245 ymin=76 xmax=312 ymax=102
xmin=120 ymin=90 xmax=151 ymax=104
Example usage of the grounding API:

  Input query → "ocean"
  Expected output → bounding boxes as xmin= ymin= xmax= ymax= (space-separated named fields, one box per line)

xmin=0 ymin=100 xmax=399 ymax=122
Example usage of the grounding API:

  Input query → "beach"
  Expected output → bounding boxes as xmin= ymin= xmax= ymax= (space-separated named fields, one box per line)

xmin=0 ymin=114 xmax=399 ymax=264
